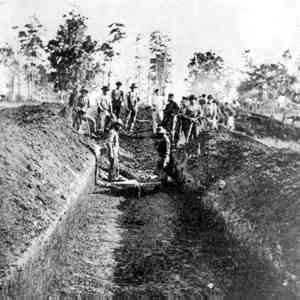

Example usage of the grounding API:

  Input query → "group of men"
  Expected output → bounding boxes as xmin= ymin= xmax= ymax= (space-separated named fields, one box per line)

xmin=70 ymin=83 xmax=237 ymax=183
xmin=70 ymin=81 xmax=140 ymax=182
xmin=151 ymin=92 xmax=238 ymax=183
xmin=152 ymin=91 xmax=237 ymax=144
xmin=70 ymin=81 xmax=140 ymax=136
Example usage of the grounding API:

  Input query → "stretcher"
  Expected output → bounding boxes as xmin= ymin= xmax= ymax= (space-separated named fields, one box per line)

xmin=94 ymin=179 xmax=161 ymax=198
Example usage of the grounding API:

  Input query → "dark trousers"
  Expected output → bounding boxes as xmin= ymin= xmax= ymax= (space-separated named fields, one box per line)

xmin=157 ymin=155 xmax=178 ymax=184
xmin=181 ymin=117 xmax=190 ymax=140
xmin=73 ymin=109 xmax=85 ymax=131
xmin=126 ymin=108 xmax=137 ymax=131
xmin=112 ymin=101 xmax=122 ymax=119
xmin=108 ymin=155 xmax=119 ymax=182
xmin=162 ymin=115 xmax=174 ymax=133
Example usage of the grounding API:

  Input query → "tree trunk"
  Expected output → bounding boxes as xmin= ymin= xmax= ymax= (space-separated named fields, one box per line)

xmin=10 ymin=73 xmax=16 ymax=102
xmin=27 ymin=77 xmax=30 ymax=102
xmin=107 ymin=60 xmax=112 ymax=88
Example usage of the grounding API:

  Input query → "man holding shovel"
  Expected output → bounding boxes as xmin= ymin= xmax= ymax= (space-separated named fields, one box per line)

xmin=98 ymin=85 xmax=112 ymax=134
xmin=107 ymin=118 xmax=123 ymax=182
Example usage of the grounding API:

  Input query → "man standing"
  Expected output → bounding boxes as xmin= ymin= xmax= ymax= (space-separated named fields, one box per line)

xmin=176 ymin=96 xmax=189 ymax=144
xmin=111 ymin=81 xmax=124 ymax=119
xmin=97 ymin=85 xmax=112 ymax=133
xmin=185 ymin=95 xmax=200 ymax=142
xmin=107 ymin=119 xmax=123 ymax=182
xmin=126 ymin=83 xmax=140 ymax=132
xmin=155 ymin=126 xmax=174 ymax=184
xmin=69 ymin=88 xmax=79 ymax=126
xmin=162 ymin=93 xmax=179 ymax=135
xmin=151 ymin=88 xmax=165 ymax=133
xmin=73 ymin=88 xmax=90 ymax=131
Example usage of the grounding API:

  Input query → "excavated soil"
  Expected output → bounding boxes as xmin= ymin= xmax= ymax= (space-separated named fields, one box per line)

xmin=236 ymin=112 xmax=300 ymax=142
xmin=0 ymin=105 xmax=299 ymax=299
xmin=0 ymin=103 xmax=92 ymax=285
xmin=173 ymin=128 xmax=300 ymax=296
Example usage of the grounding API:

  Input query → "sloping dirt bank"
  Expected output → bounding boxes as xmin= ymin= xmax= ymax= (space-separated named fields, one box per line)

xmin=1 ymin=104 xmax=299 ymax=298
xmin=0 ymin=103 xmax=95 ymax=285
xmin=1 ymin=108 xmax=295 ymax=299
xmin=236 ymin=112 xmax=300 ymax=142
xmin=173 ymin=129 xmax=300 ymax=296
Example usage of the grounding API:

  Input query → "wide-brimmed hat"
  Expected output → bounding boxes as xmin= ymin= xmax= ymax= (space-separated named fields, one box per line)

xmin=167 ymin=93 xmax=174 ymax=101
xmin=80 ymin=88 xmax=88 ymax=94
xmin=130 ymin=83 xmax=137 ymax=89
xmin=112 ymin=118 xmax=123 ymax=127
xmin=116 ymin=81 xmax=122 ymax=86
xmin=101 ymin=85 xmax=109 ymax=91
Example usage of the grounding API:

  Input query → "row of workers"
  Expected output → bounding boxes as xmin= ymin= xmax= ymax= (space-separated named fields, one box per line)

xmin=70 ymin=81 xmax=139 ymax=135
xmin=153 ymin=91 xmax=237 ymax=146
xmin=103 ymin=87 xmax=237 ymax=182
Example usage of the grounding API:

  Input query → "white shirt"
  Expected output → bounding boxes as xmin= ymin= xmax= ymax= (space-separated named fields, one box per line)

xmin=151 ymin=94 xmax=165 ymax=111
xmin=127 ymin=90 xmax=139 ymax=109
xmin=227 ymin=116 xmax=235 ymax=130
xmin=98 ymin=94 xmax=111 ymax=113
xmin=107 ymin=128 xmax=119 ymax=158
xmin=277 ymin=95 xmax=286 ymax=108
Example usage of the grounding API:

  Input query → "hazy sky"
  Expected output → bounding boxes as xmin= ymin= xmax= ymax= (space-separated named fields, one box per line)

xmin=1 ymin=0 xmax=300 ymax=84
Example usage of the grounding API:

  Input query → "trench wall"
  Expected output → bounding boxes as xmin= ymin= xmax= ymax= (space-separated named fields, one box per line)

xmin=173 ymin=129 xmax=300 ymax=295
xmin=0 ymin=103 xmax=94 ymax=284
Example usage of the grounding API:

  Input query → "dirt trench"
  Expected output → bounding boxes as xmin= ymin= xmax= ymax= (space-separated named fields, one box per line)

xmin=0 ymin=105 xmax=299 ymax=299
xmin=3 ymin=185 xmax=296 ymax=299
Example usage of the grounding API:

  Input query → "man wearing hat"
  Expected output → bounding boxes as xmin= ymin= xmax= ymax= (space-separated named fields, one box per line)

xmin=107 ymin=118 xmax=123 ymax=182
xmin=155 ymin=126 xmax=174 ymax=184
xmin=111 ymin=81 xmax=124 ymax=119
xmin=151 ymin=88 xmax=166 ymax=134
xmin=162 ymin=93 xmax=179 ymax=135
xmin=73 ymin=88 xmax=90 ymax=131
xmin=125 ymin=83 xmax=140 ymax=132
xmin=178 ymin=96 xmax=190 ymax=139
xmin=97 ymin=85 xmax=112 ymax=133
xmin=184 ymin=94 xmax=201 ymax=142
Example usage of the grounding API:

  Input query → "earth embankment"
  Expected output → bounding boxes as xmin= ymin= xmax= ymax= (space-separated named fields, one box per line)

xmin=173 ymin=127 xmax=300 ymax=295
xmin=0 ymin=103 xmax=94 ymax=284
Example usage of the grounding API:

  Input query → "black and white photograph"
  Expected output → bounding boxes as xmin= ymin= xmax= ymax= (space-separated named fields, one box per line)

xmin=0 ymin=0 xmax=300 ymax=299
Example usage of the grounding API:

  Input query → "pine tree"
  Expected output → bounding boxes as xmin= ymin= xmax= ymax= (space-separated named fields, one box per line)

xmin=100 ymin=23 xmax=126 ymax=87
xmin=149 ymin=31 xmax=172 ymax=96
xmin=47 ymin=11 xmax=99 ymax=97
xmin=13 ymin=16 xmax=47 ymax=101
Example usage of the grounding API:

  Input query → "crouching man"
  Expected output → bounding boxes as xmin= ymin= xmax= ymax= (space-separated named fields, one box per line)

xmin=155 ymin=126 xmax=176 ymax=184
xmin=107 ymin=119 xmax=123 ymax=182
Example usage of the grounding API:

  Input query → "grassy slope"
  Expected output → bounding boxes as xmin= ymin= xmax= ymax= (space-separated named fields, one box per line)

xmin=0 ymin=103 xmax=92 ymax=282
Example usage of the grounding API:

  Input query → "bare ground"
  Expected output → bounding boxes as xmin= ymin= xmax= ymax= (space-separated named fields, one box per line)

xmin=0 ymin=103 xmax=92 ymax=284
xmin=0 ymin=105 xmax=299 ymax=299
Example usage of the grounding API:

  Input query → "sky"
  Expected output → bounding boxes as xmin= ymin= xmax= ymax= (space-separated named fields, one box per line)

xmin=1 ymin=0 xmax=300 ymax=87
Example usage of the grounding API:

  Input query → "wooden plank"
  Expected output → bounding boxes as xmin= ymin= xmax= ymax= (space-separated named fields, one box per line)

xmin=94 ymin=180 xmax=161 ymax=195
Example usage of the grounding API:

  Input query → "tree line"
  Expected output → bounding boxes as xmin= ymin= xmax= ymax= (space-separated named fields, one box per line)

xmin=186 ymin=48 xmax=300 ymax=119
xmin=0 ymin=11 xmax=173 ymax=103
